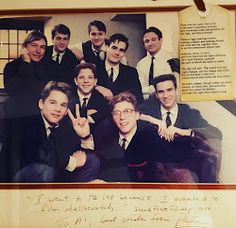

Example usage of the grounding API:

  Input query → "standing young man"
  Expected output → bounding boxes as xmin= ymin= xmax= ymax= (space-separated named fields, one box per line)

xmin=71 ymin=20 xmax=107 ymax=66
xmin=0 ymin=81 xmax=100 ymax=182
xmin=44 ymin=24 xmax=80 ymax=86
xmin=136 ymin=27 xmax=179 ymax=99
xmin=95 ymin=33 xmax=143 ymax=104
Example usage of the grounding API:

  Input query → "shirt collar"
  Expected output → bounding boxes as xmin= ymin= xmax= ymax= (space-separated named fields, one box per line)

xmin=161 ymin=103 xmax=178 ymax=117
xmin=41 ymin=114 xmax=59 ymax=130
xmin=92 ymin=42 xmax=107 ymax=53
xmin=52 ymin=48 xmax=65 ymax=58
xmin=77 ymin=89 xmax=92 ymax=102
xmin=119 ymin=125 xmax=137 ymax=148
xmin=105 ymin=60 xmax=119 ymax=71
xmin=148 ymin=49 xmax=163 ymax=59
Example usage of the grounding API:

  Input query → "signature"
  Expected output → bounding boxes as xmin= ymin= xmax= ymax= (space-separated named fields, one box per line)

xmin=175 ymin=214 xmax=211 ymax=228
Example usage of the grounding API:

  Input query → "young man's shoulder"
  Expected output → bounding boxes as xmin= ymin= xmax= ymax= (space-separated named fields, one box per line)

xmin=119 ymin=63 xmax=138 ymax=76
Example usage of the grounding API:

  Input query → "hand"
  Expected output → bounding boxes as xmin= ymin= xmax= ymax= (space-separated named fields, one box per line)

xmin=20 ymin=48 xmax=31 ymax=63
xmin=163 ymin=125 xmax=178 ymax=142
xmin=68 ymin=104 xmax=90 ymax=138
xmin=139 ymin=114 xmax=167 ymax=138
xmin=71 ymin=47 xmax=84 ymax=60
xmin=95 ymin=86 xmax=113 ymax=100
xmin=72 ymin=150 xmax=87 ymax=168
xmin=163 ymin=126 xmax=191 ymax=142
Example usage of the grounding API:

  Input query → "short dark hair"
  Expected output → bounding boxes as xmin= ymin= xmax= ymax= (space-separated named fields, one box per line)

xmin=22 ymin=30 xmax=47 ymax=47
xmin=74 ymin=63 xmax=97 ymax=78
xmin=108 ymin=33 xmax=129 ymax=51
xmin=41 ymin=81 xmax=72 ymax=102
xmin=109 ymin=91 xmax=138 ymax=112
xmin=153 ymin=74 xmax=177 ymax=89
xmin=88 ymin=20 xmax=106 ymax=33
xmin=143 ymin=26 xmax=162 ymax=40
xmin=51 ymin=24 xmax=71 ymax=39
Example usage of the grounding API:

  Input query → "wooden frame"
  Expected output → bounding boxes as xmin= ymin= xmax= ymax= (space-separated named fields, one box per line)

xmin=0 ymin=2 xmax=236 ymax=227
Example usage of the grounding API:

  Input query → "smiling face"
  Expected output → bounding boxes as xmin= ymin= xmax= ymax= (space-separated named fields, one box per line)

xmin=112 ymin=101 xmax=139 ymax=136
xmin=52 ymin=32 xmax=70 ymax=53
xmin=39 ymin=90 xmax=68 ymax=125
xmin=143 ymin=32 xmax=162 ymax=56
xmin=106 ymin=40 xmax=126 ymax=66
xmin=25 ymin=39 xmax=46 ymax=62
xmin=89 ymin=25 xmax=106 ymax=50
xmin=74 ymin=68 xmax=97 ymax=96
xmin=155 ymin=80 xmax=177 ymax=110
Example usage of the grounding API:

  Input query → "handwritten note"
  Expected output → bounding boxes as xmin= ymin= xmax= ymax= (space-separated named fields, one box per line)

xmin=179 ymin=4 xmax=235 ymax=101
xmin=1 ymin=187 xmax=236 ymax=227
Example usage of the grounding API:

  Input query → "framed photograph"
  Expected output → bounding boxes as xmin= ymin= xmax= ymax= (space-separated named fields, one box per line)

xmin=0 ymin=1 xmax=236 ymax=227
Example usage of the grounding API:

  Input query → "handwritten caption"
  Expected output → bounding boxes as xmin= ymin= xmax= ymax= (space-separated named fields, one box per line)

xmin=25 ymin=190 xmax=219 ymax=228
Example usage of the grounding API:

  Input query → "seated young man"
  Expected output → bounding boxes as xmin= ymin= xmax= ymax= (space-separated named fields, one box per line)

xmin=95 ymin=91 xmax=200 ymax=183
xmin=139 ymin=74 xmax=222 ymax=182
xmin=71 ymin=63 xmax=110 ymax=132
xmin=0 ymin=81 xmax=100 ymax=182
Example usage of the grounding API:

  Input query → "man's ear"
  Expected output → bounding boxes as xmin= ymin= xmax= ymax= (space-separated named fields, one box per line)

xmin=74 ymin=77 xmax=78 ymax=86
xmin=94 ymin=78 xmax=97 ymax=85
xmin=38 ymin=99 xmax=43 ymax=110
xmin=160 ymin=37 xmax=163 ymax=44
xmin=136 ymin=111 xmax=140 ymax=120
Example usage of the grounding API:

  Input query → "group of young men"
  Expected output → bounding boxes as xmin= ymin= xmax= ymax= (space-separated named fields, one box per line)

xmin=0 ymin=20 xmax=222 ymax=183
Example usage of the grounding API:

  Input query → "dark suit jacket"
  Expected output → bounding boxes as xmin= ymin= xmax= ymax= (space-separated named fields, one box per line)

xmin=0 ymin=115 xmax=84 ymax=182
xmin=95 ymin=120 xmax=192 ymax=182
xmin=96 ymin=62 xmax=143 ymax=103
xmin=70 ymin=89 xmax=111 ymax=131
xmin=139 ymin=96 xmax=221 ymax=182
xmin=3 ymin=57 xmax=61 ymax=117
xmin=44 ymin=45 xmax=80 ymax=86
xmin=82 ymin=40 xmax=107 ymax=67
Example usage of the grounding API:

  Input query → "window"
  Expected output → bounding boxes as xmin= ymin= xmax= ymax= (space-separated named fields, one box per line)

xmin=0 ymin=18 xmax=45 ymax=90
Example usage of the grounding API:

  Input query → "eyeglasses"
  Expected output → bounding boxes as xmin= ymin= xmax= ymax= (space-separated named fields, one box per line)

xmin=112 ymin=108 xmax=135 ymax=119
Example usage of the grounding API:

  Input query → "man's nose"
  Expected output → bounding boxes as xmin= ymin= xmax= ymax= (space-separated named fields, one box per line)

xmin=54 ymin=104 xmax=61 ymax=112
xmin=36 ymin=46 xmax=42 ymax=53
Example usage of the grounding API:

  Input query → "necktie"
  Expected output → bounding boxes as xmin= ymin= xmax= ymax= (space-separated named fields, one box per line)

xmin=149 ymin=56 xmax=155 ymax=85
xmin=95 ymin=50 xmax=105 ymax=61
xmin=166 ymin=111 xmax=172 ymax=127
xmin=109 ymin=68 xmax=114 ymax=83
xmin=81 ymin=98 xmax=88 ymax=109
xmin=55 ymin=53 xmax=60 ymax=64
xmin=81 ymin=98 xmax=88 ymax=117
xmin=121 ymin=138 xmax=127 ymax=150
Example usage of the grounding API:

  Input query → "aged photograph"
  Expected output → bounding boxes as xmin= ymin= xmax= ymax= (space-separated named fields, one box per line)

xmin=0 ymin=10 xmax=235 ymax=184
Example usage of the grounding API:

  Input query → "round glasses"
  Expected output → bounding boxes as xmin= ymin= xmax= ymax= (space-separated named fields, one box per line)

xmin=112 ymin=108 xmax=135 ymax=119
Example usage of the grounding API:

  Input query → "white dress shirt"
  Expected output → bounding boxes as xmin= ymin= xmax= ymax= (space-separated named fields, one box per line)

xmin=136 ymin=49 xmax=173 ymax=99
xmin=105 ymin=61 xmax=119 ymax=82
xmin=160 ymin=104 xmax=178 ymax=126
xmin=119 ymin=125 xmax=137 ymax=150
xmin=52 ymin=49 xmax=65 ymax=64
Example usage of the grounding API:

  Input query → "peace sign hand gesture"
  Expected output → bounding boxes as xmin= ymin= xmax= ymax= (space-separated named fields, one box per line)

xmin=68 ymin=104 xmax=90 ymax=138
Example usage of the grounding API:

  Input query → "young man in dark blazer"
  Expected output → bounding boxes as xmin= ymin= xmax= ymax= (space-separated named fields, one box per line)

xmin=139 ymin=74 xmax=222 ymax=182
xmin=44 ymin=24 xmax=80 ymax=86
xmin=95 ymin=33 xmax=143 ymax=104
xmin=0 ymin=81 xmax=100 ymax=182
xmin=95 ymin=91 xmax=197 ymax=182
xmin=71 ymin=63 xmax=110 ymax=132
